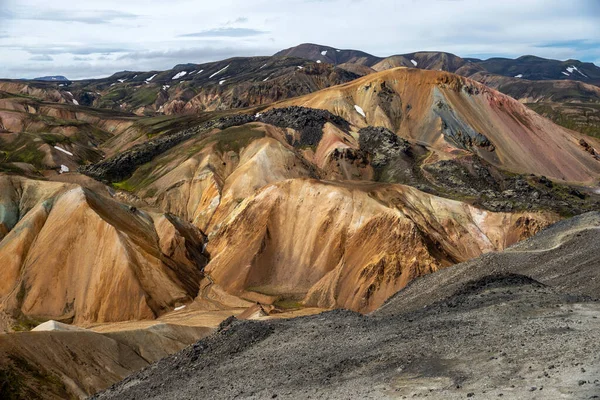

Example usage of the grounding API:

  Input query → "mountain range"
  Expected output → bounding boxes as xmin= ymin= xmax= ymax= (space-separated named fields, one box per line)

xmin=0 ymin=43 xmax=599 ymax=399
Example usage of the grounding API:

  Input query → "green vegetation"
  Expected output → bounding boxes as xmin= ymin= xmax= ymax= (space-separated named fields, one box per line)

xmin=214 ymin=124 xmax=264 ymax=153
xmin=0 ymin=135 xmax=46 ymax=167
xmin=39 ymin=133 xmax=71 ymax=146
xmin=527 ymin=102 xmax=600 ymax=139
xmin=130 ymin=87 xmax=158 ymax=108
xmin=273 ymin=299 xmax=303 ymax=310
xmin=0 ymin=355 xmax=72 ymax=400
xmin=112 ymin=180 xmax=136 ymax=192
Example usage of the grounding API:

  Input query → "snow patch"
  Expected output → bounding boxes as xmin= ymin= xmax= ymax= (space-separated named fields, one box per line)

xmin=174 ymin=305 xmax=186 ymax=311
xmin=162 ymin=85 xmax=170 ymax=90
xmin=196 ymin=69 xmax=204 ymax=75
xmin=72 ymin=99 xmax=79 ymax=105
xmin=66 ymin=91 xmax=73 ymax=96
xmin=172 ymin=71 xmax=187 ymax=80
xmin=60 ymin=164 xmax=69 ymax=173
xmin=297 ymin=66 xmax=304 ymax=69
xmin=260 ymin=63 xmax=268 ymax=69
xmin=561 ymin=71 xmax=570 ymax=76
xmin=567 ymin=65 xmax=588 ymax=78
xmin=336 ymin=49 xmax=341 ymax=52
xmin=54 ymin=146 xmax=73 ymax=156
xmin=219 ymin=80 xmax=226 ymax=85
xmin=209 ymin=64 xmax=229 ymax=78
xmin=146 ymin=74 xmax=157 ymax=82
xmin=354 ymin=104 xmax=366 ymax=117
xmin=316 ymin=60 xmax=322 ymax=64
xmin=411 ymin=59 xmax=418 ymax=66
xmin=32 ymin=320 xmax=86 ymax=332
xmin=514 ymin=74 xmax=523 ymax=78
xmin=117 ymin=78 xmax=126 ymax=83
xmin=321 ymin=50 xmax=327 ymax=56
xmin=263 ymin=75 xmax=270 ymax=82
xmin=255 ymin=112 xmax=262 ymax=118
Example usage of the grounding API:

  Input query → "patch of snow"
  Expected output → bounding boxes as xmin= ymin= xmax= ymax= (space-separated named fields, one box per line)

xmin=146 ymin=74 xmax=157 ymax=82
xmin=321 ymin=50 xmax=327 ymax=56
xmin=196 ymin=69 xmax=204 ymax=74
xmin=219 ymin=79 xmax=226 ymax=85
xmin=260 ymin=63 xmax=268 ymax=69
xmin=316 ymin=60 xmax=322 ymax=64
xmin=411 ymin=59 xmax=418 ymax=66
xmin=133 ymin=74 xmax=138 ymax=79
xmin=568 ymin=65 xmax=588 ymax=78
xmin=60 ymin=164 xmax=69 ymax=173
xmin=263 ymin=75 xmax=270 ymax=82
xmin=297 ymin=66 xmax=304 ymax=69
xmin=336 ymin=49 xmax=341 ymax=52
xmin=561 ymin=71 xmax=570 ymax=76
xmin=117 ymin=78 xmax=126 ymax=83
xmin=32 ymin=320 xmax=86 ymax=332
xmin=209 ymin=64 xmax=229 ymax=78
xmin=72 ymin=99 xmax=79 ymax=105
xmin=59 ymin=83 xmax=65 ymax=87
xmin=354 ymin=104 xmax=366 ymax=117
xmin=189 ymin=70 xmax=197 ymax=75
xmin=514 ymin=74 xmax=523 ymax=78
xmin=66 ymin=91 xmax=73 ymax=96
xmin=255 ymin=113 xmax=262 ymax=118
xmin=172 ymin=71 xmax=187 ymax=80
xmin=162 ymin=85 xmax=170 ymax=90
xmin=174 ymin=305 xmax=186 ymax=311
xmin=54 ymin=146 xmax=73 ymax=156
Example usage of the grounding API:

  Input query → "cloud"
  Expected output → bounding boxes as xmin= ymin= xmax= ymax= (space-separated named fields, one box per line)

xmin=19 ymin=45 xmax=130 ymax=55
xmin=116 ymin=46 xmax=269 ymax=63
xmin=536 ymin=39 xmax=600 ymax=51
xmin=225 ymin=17 xmax=248 ymax=25
xmin=29 ymin=54 xmax=53 ymax=61
xmin=0 ymin=0 xmax=598 ymax=79
xmin=15 ymin=9 xmax=139 ymax=24
xmin=178 ymin=28 xmax=268 ymax=38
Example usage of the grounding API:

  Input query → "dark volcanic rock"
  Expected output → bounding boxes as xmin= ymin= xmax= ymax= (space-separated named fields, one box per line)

xmin=80 ymin=114 xmax=255 ymax=182
xmin=358 ymin=126 xmax=410 ymax=167
xmin=258 ymin=106 xmax=350 ymax=147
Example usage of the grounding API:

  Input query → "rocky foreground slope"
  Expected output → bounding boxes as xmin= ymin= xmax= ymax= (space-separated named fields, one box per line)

xmin=94 ymin=212 xmax=600 ymax=400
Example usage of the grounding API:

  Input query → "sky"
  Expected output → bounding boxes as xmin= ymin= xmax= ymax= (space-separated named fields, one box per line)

xmin=0 ymin=0 xmax=599 ymax=79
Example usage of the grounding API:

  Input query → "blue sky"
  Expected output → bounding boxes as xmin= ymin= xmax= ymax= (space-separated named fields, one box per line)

xmin=0 ymin=0 xmax=599 ymax=79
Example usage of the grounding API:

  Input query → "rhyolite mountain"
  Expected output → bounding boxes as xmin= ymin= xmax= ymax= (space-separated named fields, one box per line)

xmin=0 ymin=43 xmax=599 ymax=399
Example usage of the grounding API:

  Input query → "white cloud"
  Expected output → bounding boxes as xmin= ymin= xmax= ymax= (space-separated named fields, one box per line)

xmin=0 ymin=0 xmax=598 ymax=79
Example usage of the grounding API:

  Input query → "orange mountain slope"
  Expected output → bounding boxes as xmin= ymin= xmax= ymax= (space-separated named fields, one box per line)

xmin=277 ymin=68 xmax=600 ymax=183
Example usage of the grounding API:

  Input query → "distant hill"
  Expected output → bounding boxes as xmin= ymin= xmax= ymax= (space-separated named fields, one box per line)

xmin=32 ymin=75 xmax=70 ymax=82
xmin=275 ymin=43 xmax=600 ymax=86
